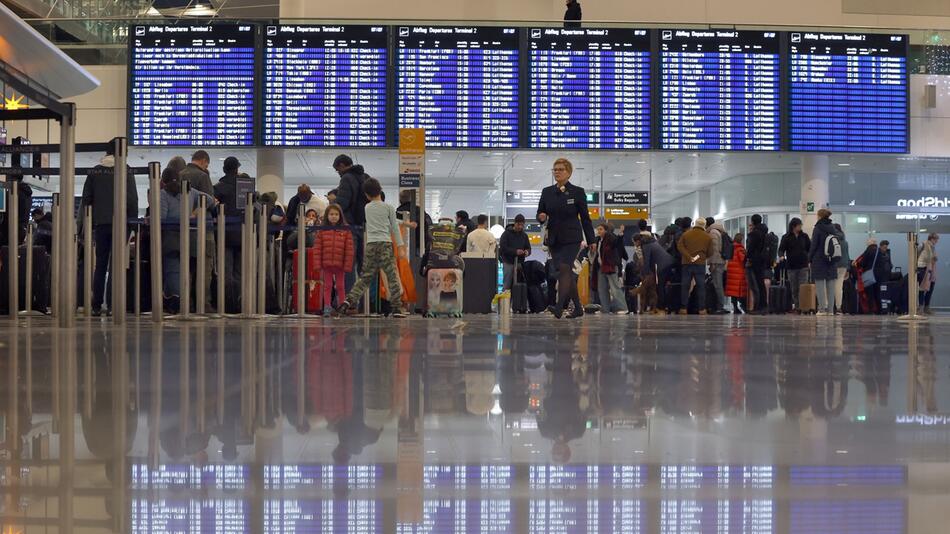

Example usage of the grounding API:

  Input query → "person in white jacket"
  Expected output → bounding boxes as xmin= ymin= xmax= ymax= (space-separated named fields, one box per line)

xmin=917 ymin=232 xmax=940 ymax=314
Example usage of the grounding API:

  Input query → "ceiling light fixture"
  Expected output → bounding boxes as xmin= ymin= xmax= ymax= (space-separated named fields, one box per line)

xmin=838 ymin=163 xmax=851 ymax=167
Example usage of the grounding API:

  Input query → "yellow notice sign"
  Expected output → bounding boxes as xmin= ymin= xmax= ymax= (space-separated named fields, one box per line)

xmin=399 ymin=128 xmax=425 ymax=188
xmin=604 ymin=207 xmax=650 ymax=220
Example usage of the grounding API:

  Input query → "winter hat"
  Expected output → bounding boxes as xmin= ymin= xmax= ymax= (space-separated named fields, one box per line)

xmin=694 ymin=218 xmax=707 ymax=229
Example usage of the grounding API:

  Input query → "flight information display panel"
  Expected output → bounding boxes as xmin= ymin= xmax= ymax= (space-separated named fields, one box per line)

xmin=529 ymin=27 xmax=651 ymax=149
xmin=789 ymin=32 xmax=908 ymax=153
xmin=263 ymin=25 xmax=388 ymax=147
xmin=129 ymin=24 xmax=256 ymax=146
xmin=661 ymin=29 xmax=780 ymax=150
xmin=397 ymin=26 xmax=520 ymax=148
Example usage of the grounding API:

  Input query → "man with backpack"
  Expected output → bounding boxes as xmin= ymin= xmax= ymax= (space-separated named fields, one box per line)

xmin=332 ymin=154 xmax=369 ymax=290
xmin=779 ymin=217 xmax=811 ymax=312
xmin=706 ymin=217 xmax=730 ymax=314
xmin=808 ymin=208 xmax=841 ymax=316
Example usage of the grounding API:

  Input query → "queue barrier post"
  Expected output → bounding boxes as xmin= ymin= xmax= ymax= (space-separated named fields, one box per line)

xmin=148 ymin=162 xmax=163 ymax=322
xmin=84 ymin=205 xmax=93 ymax=318
xmin=297 ymin=205 xmax=306 ymax=318
xmin=51 ymin=194 xmax=60 ymax=319
xmin=20 ymin=223 xmax=34 ymax=316
xmin=196 ymin=195 xmax=208 ymax=316
xmin=216 ymin=205 xmax=226 ymax=317
xmin=178 ymin=181 xmax=191 ymax=319
xmin=7 ymin=181 xmax=19 ymax=318
xmin=257 ymin=202 xmax=267 ymax=316
xmin=112 ymin=137 xmax=128 ymax=325
xmin=134 ymin=222 xmax=142 ymax=316
xmin=899 ymin=232 xmax=927 ymax=322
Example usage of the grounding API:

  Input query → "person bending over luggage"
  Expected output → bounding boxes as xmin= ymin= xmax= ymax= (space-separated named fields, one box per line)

xmin=315 ymin=204 xmax=355 ymax=316
xmin=634 ymin=230 xmax=673 ymax=314
xmin=676 ymin=218 xmax=714 ymax=315
xmin=537 ymin=158 xmax=595 ymax=319
xmin=857 ymin=238 xmax=886 ymax=315
xmin=500 ymin=214 xmax=531 ymax=290
xmin=593 ymin=223 xmax=628 ymax=314
xmin=333 ymin=178 xmax=407 ymax=318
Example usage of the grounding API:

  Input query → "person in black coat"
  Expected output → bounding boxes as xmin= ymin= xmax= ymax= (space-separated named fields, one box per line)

xmin=564 ymin=0 xmax=582 ymax=28
xmin=499 ymin=214 xmax=531 ymax=290
xmin=332 ymin=154 xmax=369 ymax=290
xmin=745 ymin=214 xmax=770 ymax=314
xmin=858 ymin=239 xmax=889 ymax=314
xmin=779 ymin=217 xmax=811 ymax=311
xmin=808 ymin=208 xmax=840 ymax=316
xmin=537 ymin=158 xmax=595 ymax=319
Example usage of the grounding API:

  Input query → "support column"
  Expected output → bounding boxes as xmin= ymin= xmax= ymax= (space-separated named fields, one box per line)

xmin=59 ymin=104 xmax=77 ymax=327
xmin=801 ymin=155 xmax=830 ymax=230
xmin=257 ymin=149 xmax=285 ymax=202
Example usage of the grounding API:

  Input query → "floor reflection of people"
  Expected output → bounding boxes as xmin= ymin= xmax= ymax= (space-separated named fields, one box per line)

xmin=160 ymin=341 xmax=210 ymax=461
xmin=914 ymin=325 xmax=937 ymax=414
xmin=537 ymin=351 xmax=586 ymax=464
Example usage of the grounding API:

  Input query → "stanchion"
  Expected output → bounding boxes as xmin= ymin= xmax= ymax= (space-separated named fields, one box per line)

xmin=20 ymin=224 xmax=44 ymax=317
xmin=297 ymin=204 xmax=306 ymax=318
xmin=899 ymin=232 xmax=928 ymax=322
xmin=178 ymin=180 xmax=191 ymax=319
xmin=134 ymin=222 xmax=142 ymax=316
xmin=112 ymin=137 xmax=128 ymax=325
xmin=7 ymin=181 xmax=19 ymax=318
xmin=362 ymin=227 xmax=370 ymax=316
xmin=216 ymin=205 xmax=226 ymax=317
xmin=51 ymin=195 xmax=60 ymax=319
xmin=58 ymin=108 xmax=77 ymax=328
xmin=241 ymin=192 xmax=257 ymax=318
xmin=196 ymin=195 xmax=208 ymax=316
xmin=84 ymin=206 xmax=93 ymax=318
xmin=257 ymin=203 xmax=267 ymax=316
xmin=148 ymin=162 xmax=163 ymax=322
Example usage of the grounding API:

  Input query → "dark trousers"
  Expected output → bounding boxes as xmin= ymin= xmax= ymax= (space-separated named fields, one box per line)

xmin=551 ymin=243 xmax=582 ymax=313
xmin=681 ymin=264 xmax=705 ymax=311
xmin=345 ymin=231 xmax=363 ymax=293
xmin=917 ymin=267 xmax=936 ymax=306
xmin=92 ymin=225 xmax=113 ymax=311
xmin=866 ymin=283 xmax=881 ymax=314
xmin=655 ymin=267 xmax=670 ymax=311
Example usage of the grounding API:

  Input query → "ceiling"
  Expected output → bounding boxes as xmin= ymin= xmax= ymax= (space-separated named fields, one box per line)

xmin=67 ymin=148 xmax=950 ymax=219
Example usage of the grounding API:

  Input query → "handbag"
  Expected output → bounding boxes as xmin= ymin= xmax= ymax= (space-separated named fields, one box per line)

xmin=860 ymin=248 xmax=879 ymax=287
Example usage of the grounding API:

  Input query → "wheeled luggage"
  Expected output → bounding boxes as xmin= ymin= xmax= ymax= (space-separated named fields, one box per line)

xmin=528 ymin=284 xmax=548 ymax=313
xmin=799 ymin=282 xmax=817 ymax=314
xmin=511 ymin=259 xmax=528 ymax=314
xmin=769 ymin=269 xmax=792 ymax=314
xmin=0 ymin=245 xmax=51 ymax=314
xmin=425 ymin=268 xmax=463 ymax=317
xmin=290 ymin=247 xmax=322 ymax=313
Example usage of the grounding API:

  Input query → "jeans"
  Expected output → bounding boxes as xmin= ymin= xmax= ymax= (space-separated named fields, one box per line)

xmin=918 ymin=267 xmax=936 ymax=307
xmin=815 ymin=278 xmax=834 ymax=313
xmin=345 ymin=242 xmax=402 ymax=309
xmin=597 ymin=271 xmax=628 ymax=313
xmin=502 ymin=262 xmax=515 ymax=290
xmin=163 ymin=251 xmax=181 ymax=298
xmin=788 ymin=267 xmax=809 ymax=309
xmin=746 ymin=267 xmax=761 ymax=311
xmin=92 ymin=225 xmax=113 ymax=311
xmin=709 ymin=263 xmax=726 ymax=311
xmin=681 ymin=264 xmax=706 ymax=312
xmin=833 ymin=267 xmax=847 ymax=313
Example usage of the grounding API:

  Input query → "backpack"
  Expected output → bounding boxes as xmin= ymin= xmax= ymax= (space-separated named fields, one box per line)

xmin=720 ymin=230 xmax=734 ymax=261
xmin=765 ymin=232 xmax=779 ymax=264
xmin=824 ymin=234 xmax=842 ymax=263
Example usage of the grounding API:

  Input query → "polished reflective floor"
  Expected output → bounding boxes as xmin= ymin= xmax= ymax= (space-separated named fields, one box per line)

xmin=0 ymin=314 xmax=948 ymax=533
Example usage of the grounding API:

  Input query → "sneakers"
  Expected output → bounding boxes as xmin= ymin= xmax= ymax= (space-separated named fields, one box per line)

xmin=678 ymin=309 xmax=688 ymax=315
xmin=698 ymin=310 xmax=708 ymax=316
xmin=322 ymin=306 xmax=333 ymax=317
xmin=331 ymin=302 xmax=351 ymax=317
xmin=816 ymin=311 xmax=831 ymax=317
xmin=566 ymin=308 xmax=584 ymax=319
xmin=392 ymin=308 xmax=408 ymax=318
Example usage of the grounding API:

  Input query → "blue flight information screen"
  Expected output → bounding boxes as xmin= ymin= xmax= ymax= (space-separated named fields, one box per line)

xmin=529 ymin=28 xmax=651 ymax=149
xmin=789 ymin=32 xmax=908 ymax=153
xmin=129 ymin=24 xmax=256 ymax=146
xmin=397 ymin=26 xmax=520 ymax=148
xmin=661 ymin=29 xmax=780 ymax=150
xmin=263 ymin=25 xmax=388 ymax=147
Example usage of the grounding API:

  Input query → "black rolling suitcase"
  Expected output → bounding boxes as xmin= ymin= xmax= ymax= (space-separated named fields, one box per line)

xmin=769 ymin=269 xmax=792 ymax=314
xmin=841 ymin=277 xmax=859 ymax=314
xmin=0 ymin=245 xmax=50 ymax=314
xmin=511 ymin=258 xmax=528 ymax=314
xmin=527 ymin=284 xmax=547 ymax=314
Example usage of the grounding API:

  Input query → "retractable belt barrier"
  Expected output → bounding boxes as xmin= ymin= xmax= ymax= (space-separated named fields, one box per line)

xmin=148 ymin=162 xmax=163 ymax=323
xmin=83 ymin=206 xmax=93 ymax=318
xmin=7 ymin=181 xmax=19 ymax=317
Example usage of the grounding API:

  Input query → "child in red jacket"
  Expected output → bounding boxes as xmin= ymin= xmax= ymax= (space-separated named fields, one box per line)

xmin=315 ymin=204 xmax=355 ymax=315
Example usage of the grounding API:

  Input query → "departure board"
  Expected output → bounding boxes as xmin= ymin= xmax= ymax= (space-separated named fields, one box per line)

xmin=397 ymin=26 xmax=520 ymax=148
xmin=264 ymin=499 xmax=381 ymax=533
xmin=129 ymin=24 xmax=256 ymax=146
xmin=263 ymin=25 xmax=388 ymax=147
xmin=661 ymin=29 xmax=780 ymax=150
xmin=660 ymin=499 xmax=774 ymax=533
xmin=529 ymin=499 xmax=645 ymax=534
xmin=529 ymin=28 xmax=652 ymax=149
xmin=789 ymin=32 xmax=908 ymax=153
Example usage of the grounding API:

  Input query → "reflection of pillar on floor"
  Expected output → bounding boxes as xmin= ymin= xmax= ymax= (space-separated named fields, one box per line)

xmin=257 ymin=148 xmax=285 ymax=202
xmin=801 ymin=155 xmax=830 ymax=230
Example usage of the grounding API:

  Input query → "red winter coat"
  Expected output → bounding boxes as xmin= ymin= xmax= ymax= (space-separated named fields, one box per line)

xmin=725 ymin=242 xmax=748 ymax=298
xmin=315 ymin=227 xmax=354 ymax=272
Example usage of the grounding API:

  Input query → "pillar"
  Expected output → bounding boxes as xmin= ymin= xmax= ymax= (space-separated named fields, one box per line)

xmin=801 ymin=154 xmax=830 ymax=230
xmin=257 ymin=148 xmax=285 ymax=202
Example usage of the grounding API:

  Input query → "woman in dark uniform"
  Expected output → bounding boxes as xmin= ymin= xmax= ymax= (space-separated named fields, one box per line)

xmin=537 ymin=158 xmax=595 ymax=319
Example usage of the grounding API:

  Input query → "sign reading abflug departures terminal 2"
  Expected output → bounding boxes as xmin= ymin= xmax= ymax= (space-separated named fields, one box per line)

xmin=129 ymin=24 xmax=256 ymax=147
xmin=263 ymin=25 xmax=388 ymax=147
xmin=661 ymin=29 xmax=780 ymax=151
xmin=789 ymin=32 xmax=908 ymax=153
xmin=397 ymin=26 xmax=520 ymax=148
